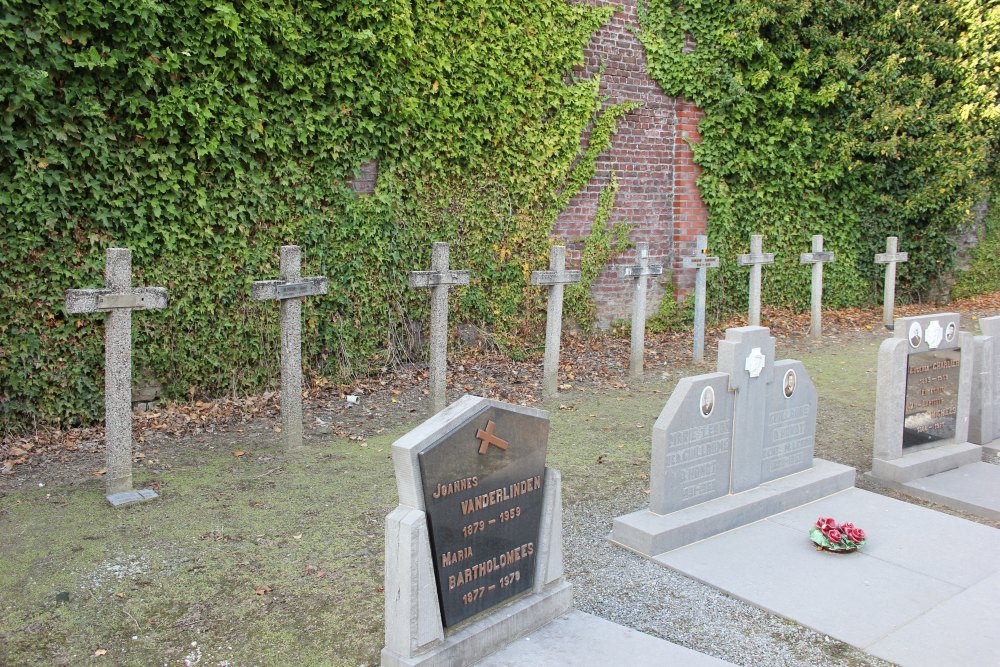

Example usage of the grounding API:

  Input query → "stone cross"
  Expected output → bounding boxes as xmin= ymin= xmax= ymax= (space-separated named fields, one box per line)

xmin=619 ymin=242 xmax=664 ymax=379
xmin=799 ymin=235 xmax=835 ymax=339
xmin=716 ymin=326 xmax=776 ymax=493
xmin=531 ymin=246 xmax=581 ymax=398
xmin=251 ymin=245 xmax=328 ymax=450
xmin=875 ymin=236 xmax=908 ymax=330
xmin=681 ymin=235 xmax=720 ymax=363
xmin=408 ymin=242 xmax=471 ymax=414
xmin=65 ymin=247 xmax=168 ymax=506
xmin=737 ymin=234 xmax=775 ymax=327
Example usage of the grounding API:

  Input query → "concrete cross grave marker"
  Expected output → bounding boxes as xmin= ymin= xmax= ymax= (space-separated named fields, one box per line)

xmin=875 ymin=236 xmax=908 ymax=330
xmin=736 ymin=235 xmax=775 ymax=327
xmin=681 ymin=235 xmax=720 ymax=363
xmin=530 ymin=246 xmax=581 ymax=399
xmin=799 ymin=235 xmax=835 ymax=339
xmin=408 ymin=242 xmax=471 ymax=414
xmin=65 ymin=247 xmax=168 ymax=506
xmin=619 ymin=241 xmax=664 ymax=379
xmin=251 ymin=245 xmax=328 ymax=450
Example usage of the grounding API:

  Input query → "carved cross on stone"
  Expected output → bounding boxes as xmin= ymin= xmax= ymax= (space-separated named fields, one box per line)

xmin=65 ymin=247 xmax=168 ymax=506
xmin=716 ymin=326 xmax=776 ymax=493
xmin=531 ymin=245 xmax=581 ymax=398
xmin=409 ymin=242 xmax=471 ymax=414
xmin=737 ymin=234 xmax=775 ymax=327
xmin=875 ymin=236 xmax=909 ymax=330
xmin=682 ymin=235 xmax=720 ymax=363
xmin=252 ymin=245 xmax=328 ymax=450
xmin=799 ymin=235 xmax=835 ymax=339
xmin=619 ymin=241 xmax=664 ymax=379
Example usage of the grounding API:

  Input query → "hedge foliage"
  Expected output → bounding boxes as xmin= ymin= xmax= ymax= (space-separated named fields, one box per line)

xmin=0 ymin=0 xmax=621 ymax=430
xmin=639 ymin=0 xmax=998 ymax=317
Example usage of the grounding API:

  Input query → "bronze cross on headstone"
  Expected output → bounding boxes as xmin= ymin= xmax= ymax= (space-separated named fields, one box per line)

xmin=476 ymin=420 xmax=509 ymax=454
xmin=65 ymin=247 xmax=168 ymax=506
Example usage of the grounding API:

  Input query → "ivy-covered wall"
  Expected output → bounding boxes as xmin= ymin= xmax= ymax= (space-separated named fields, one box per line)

xmin=638 ymin=0 xmax=997 ymax=318
xmin=1 ymin=0 xmax=630 ymax=430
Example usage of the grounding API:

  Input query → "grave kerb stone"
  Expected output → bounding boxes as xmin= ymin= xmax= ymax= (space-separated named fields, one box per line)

xmin=531 ymin=246 xmax=581 ymax=399
xmin=65 ymin=247 xmax=167 ymax=503
xmin=251 ymin=245 xmax=328 ymax=450
xmin=382 ymin=395 xmax=569 ymax=667
xmin=799 ymin=235 xmax=834 ymax=339
xmin=619 ymin=242 xmax=664 ymax=379
xmin=681 ymin=235 xmax=720 ymax=363
xmin=408 ymin=242 xmax=471 ymax=414
xmin=970 ymin=316 xmax=1000 ymax=452
xmin=875 ymin=237 xmax=908 ymax=330
xmin=736 ymin=235 xmax=775 ymax=327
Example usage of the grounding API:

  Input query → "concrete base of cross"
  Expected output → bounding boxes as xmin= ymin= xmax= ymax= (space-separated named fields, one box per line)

xmin=611 ymin=458 xmax=855 ymax=557
xmin=106 ymin=488 xmax=158 ymax=507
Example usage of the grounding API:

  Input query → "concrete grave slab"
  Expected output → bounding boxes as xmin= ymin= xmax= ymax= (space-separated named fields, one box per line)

xmin=478 ymin=610 xmax=737 ymax=667
xmin=652 ymin=488 xmax=1000 ymax=667
xmin=901 ymin=462 xmax=1000 ymax=521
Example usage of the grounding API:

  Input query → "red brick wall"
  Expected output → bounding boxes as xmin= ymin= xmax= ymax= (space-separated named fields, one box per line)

xmin=555 ymin=0 xmax=708 ymax=326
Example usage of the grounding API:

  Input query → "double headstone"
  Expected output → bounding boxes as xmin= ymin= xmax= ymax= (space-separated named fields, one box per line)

xmin=612 ymin=326 xmax=853 ymax=556
xmin=251 ymin=245 xmax=328 ymax=450
xmin=867 ymin=313 xmax=1000 ymax=520
xmin=381 ymin=395 xmax=569 ymax=666
xmin=618 ymin=242 xmax=663 ymax=379
xmin=66 ymin=248 xmax=168 ymax=506
xmin=409 ymin=242 xmax=470 ymax=414
xmin=531 ymin=246 xmax=581 ymax=399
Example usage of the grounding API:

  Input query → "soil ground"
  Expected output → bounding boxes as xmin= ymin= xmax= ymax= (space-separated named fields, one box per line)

xmin=2 ymin=294 xmax=999 ymax=666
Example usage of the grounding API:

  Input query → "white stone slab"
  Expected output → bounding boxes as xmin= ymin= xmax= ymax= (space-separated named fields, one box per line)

xmin=477 ymin=610 xmax=736 ymax=667
xmin=655 ymin=513 xmax=962 ymax=648
xmin=867 ymin=570 xmax=1000 ymax=667
xmin=902 ymin=462 xmax=1000 ymax=521
xmin=769 ymin=489 xmax=1000 ymax=588
xmin=651 ymin=488 xmax=1000 ymax=662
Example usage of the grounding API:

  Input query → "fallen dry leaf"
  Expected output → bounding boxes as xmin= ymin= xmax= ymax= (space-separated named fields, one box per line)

xmin=94 ymin=649 xmax=107 ymax=656
xmin=232 ymin=450 xmax=245 ymax=457
xmin=254 ymin=584 xmax=272 ymax=595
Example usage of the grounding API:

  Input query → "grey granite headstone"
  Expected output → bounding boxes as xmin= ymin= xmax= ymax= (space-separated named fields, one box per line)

xmin=799 ymin=235 xmax=834 ymax=339
xmin=717 ymin=326 xmax=776 ymax=493
xmin=875 ymin=237 xmax=908 ymax=330
xmin=618 ymin=242 xmax=664 ymax=379
xmin=382 ymin=395 xmax=570 ymax=667
xmin=65 ymin=247 xmax=167 ymax=504
xmin=867 ymin=313 xmax=1000 ymax=520
xmin=650 ymin=373 xmax=734 ymax=514
xmin=251 ymin=245 xmax=328 ymax=450
xmin=681 ymin=235 xmax=720 ymax=363
xmin=531 ymin=246 xmax=581 ymax=399
xmin=409 ymin=242 xmax=471 ymax=414
xmin=736 ymin=235 xmax=775 ymax=327
xmin=761 ymin=360 xmax=817 ymax=483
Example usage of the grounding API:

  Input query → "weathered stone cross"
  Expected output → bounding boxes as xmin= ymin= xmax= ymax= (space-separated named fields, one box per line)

xmin=737 ymin=234 xmax=775 ymax=327
xmin=681 ymin=235 xmax=720 ymax=363
xmin=875 ymin=236 xmax=908 ymax=330
xmin=65 ymin=247 xmax=168 ymax=506
xmin=251 ymin=245 xmax=328 ymax=450
xmin=619 ymin=241 xmax=664 ymax=379
xmin=531 ymin=245 xmax=581 ymax=398
xmin=799 ymin=235 xmax=835 ymax=339
xmin=408 ymin=242 xmax=470 ymax=414
xmin=476 ymin=419 xmax=509 ymax=454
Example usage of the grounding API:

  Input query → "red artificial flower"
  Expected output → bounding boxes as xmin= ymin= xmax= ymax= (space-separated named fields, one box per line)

xmin=825 ymin=529 xmax=843 ymax=543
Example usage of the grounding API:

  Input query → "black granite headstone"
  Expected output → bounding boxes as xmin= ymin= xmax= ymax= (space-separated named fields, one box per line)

xmin=417 ymin=404 xmax=548 ymax=628
xmin=903 ymin=350 xmax=961 ymax=447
